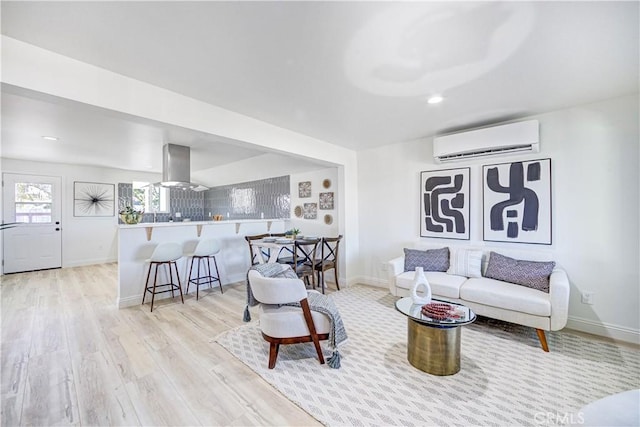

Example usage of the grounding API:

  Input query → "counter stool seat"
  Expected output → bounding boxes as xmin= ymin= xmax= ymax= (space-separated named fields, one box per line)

xmin=186 ymin=239 xmax=223 ymax=300
xmin=142 ymin=242 xmax=184 ymax=312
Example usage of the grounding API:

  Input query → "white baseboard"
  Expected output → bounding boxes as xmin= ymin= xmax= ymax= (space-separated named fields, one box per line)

xmin=118 ymin=294 xmax=142 ymax=308
xmin=64 ymin=258 xmax=117 ymax=268
xmin=347 ymin=275 xmax=388 ymax=289
xmin=118 ymin=281 xmax=234 ymax=308
xmin=226 ymin=272 xmax=247 ymax=285
xmin=566 ymin=316 xmax=640 ymax=345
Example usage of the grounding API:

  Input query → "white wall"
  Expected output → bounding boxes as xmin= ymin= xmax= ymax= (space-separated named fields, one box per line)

xmin=2 ymin=36 xmax=360 ymax=283
xmin=193 ymin=152 xmax=334 ymax=187
xmin=356 ymin=94 xmax=639 ymax=343
xmin=1 ymin=158 xmax=161 ymax=268
xmin=289 ymin=168 xmax=340 ymax=237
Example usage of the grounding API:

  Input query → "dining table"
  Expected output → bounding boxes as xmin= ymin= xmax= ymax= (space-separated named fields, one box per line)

xmin=252 ymin=236 xmax=320 ymax=264
xmin=252 ymin=237 xmax=295 ymax=263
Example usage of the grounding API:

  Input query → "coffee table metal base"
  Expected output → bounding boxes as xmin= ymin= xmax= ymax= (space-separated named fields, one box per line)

xmin=407 ymin=318 xmax=461 ymax=376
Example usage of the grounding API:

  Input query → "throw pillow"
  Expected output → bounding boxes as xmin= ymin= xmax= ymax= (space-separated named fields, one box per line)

xmin=447 ymin=248 xmax=483 ymax=278
xmin=403 ymin=247 xmax=449 ymax=272
xmin=484 ymin=251 xmax=555 ymax=293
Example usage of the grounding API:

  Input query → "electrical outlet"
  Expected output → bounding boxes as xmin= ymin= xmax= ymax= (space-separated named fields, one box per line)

xmin=581 ymin=291 xmax=595 ymax=305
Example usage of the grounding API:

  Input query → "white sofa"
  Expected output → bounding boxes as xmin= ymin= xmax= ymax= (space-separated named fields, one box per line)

xmin=388 ymin=245 xmax=570 ymax=352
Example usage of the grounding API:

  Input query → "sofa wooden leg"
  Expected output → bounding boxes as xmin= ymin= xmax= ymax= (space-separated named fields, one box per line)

xmin=268 ymin=342 xmax=280 ymax=369
xmin=300 ymin=298 xmax=325 ymax=365
xmin=536 ymin=329 xmax=549 ymax=352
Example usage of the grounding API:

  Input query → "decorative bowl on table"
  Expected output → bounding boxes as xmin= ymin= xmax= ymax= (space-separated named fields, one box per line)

xmin=120 ymin=211 xmax=144 ymax=224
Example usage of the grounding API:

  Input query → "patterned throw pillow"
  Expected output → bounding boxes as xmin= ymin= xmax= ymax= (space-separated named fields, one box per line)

xmin=447 ymin=248 xmax=483 ymax=278
xmin=403 ymin=247 xmax=450 ymax=272
xmin=484 ymin=252 xmax=555 ymax=293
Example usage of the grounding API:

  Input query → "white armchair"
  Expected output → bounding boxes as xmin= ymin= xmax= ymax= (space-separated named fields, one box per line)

xmin=248 ymin=267 xmax=331 ymax=369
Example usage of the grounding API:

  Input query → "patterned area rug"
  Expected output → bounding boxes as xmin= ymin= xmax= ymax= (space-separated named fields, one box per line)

xmin=216 ymin=285 xmax=640 ymax=426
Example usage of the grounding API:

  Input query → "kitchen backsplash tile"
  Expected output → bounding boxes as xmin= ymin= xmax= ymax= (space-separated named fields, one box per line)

xmin=118 ymin=175 xmax=290 ymax=223
xmin=204 ymin=175 xmax=290 ymax=220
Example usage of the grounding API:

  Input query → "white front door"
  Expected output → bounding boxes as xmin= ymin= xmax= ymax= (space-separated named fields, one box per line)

xmin=2 ymin=173 xmax=62 ymax=274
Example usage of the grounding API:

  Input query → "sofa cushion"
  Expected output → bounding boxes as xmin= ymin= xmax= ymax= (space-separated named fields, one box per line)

xmin=485 ymin=251 xmax=555 ymax=293
xmin=396 ymin=270 xmax=467 ymax=299
xmin=403 ymin=247 xmax=449 ymax=272
xmin=259 ymin=304 xmax=332 ymax=337
xmin=447 ymin=248 xmax=483 ymax=278
xmin=460 ymin=277 xmax=551 ymax=317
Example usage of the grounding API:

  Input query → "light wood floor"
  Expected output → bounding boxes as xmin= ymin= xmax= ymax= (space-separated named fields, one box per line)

xmin=1 ymin=263 xmax=322 ymax=426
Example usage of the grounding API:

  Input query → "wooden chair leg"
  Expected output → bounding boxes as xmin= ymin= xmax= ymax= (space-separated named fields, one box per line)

xmin=150 ymin=264 xmax=159 ymax=312
xmin=268 ymin=342 xmax=280 ymax=369
xmin=536 ymin=328 xmax=549 ymax=352
xmin=300 ymin=298 xmax=325 ymax=365
xmin=212 ymin=256 xmax=223 ymax=293
xmin=166 ymin=263 xmax=175 ymax=298
xmin=173 ymin=261 xmax=184 ymax=304
xmin=195 ymin=257 xmax=201 ymax=300
xmin=142 ymin=262 xmax=152 ymax=305
xmin=186 ymin=256 xmax=195 ymax=295
xmin=334 ymin=267 xmax=340 ymax=291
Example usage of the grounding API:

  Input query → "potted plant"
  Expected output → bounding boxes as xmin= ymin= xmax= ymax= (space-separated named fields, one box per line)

xmin=285 ymin=228 xmax=301 ymax=239
xmin=119 ymin=204 xmax=144 ymax=224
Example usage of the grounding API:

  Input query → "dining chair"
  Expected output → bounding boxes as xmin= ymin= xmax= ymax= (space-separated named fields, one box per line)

xmin=245 ymin=233 xmax=271 ymax=265
xmin=315 ymin=235 xmax=343 ymax=293
xmin=269 ymin=232 xmax=293 ymax=261
xmin=279 ymin=238 xmax=320 ymax=288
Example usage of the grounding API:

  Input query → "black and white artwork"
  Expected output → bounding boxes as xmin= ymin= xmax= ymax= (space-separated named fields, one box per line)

xmin=298 ymin=181 xmax=312 ymax=198
xmin=420 ymin=168 xmax=470 ymax=240
xmin=319 ymin=192 xmax=334 ymax=209
xmin=483 ymin=158 xmax=551 ymax=244
xmin=74 ymin=182 xmax=115 ymax=217
xmin=303 ymin=203 xmax=318 ymax=219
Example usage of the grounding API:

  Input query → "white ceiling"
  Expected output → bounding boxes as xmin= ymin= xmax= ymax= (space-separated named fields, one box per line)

xmin=1 ymin=1 xmax=638 ymax=172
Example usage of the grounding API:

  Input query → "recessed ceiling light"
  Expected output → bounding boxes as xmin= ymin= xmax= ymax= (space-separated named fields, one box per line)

xmin=427 ymin=95 xmax=444 ymax=104
xmin=42 ymin=136 xmax=59 ymax=141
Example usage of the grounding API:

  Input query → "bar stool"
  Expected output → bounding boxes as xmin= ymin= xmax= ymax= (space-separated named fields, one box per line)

xmin=142 ymin=242 xmax=184 ymax=312
xmin=186 ymin=238 xmax=223 ymax=300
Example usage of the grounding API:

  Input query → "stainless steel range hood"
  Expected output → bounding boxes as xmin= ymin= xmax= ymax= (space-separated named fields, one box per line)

xmin=159 ymin=143 xmax=208 ymax=191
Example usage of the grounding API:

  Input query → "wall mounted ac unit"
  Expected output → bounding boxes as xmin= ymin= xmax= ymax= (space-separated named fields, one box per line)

xmin=433 ymin=120 xmax=539 ymax=163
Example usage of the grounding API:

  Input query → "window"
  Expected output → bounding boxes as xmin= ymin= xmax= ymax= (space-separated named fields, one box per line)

xmin=132 ymin=182 xmax=170 ymax=213
xmin=14 ymin=183 xmax=53 ymax=223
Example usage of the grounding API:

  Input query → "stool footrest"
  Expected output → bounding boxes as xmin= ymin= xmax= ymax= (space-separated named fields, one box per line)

xmin=145 ymin=283 xmax=182 ymax=294
xmin=189 ymin=276 xmax=221 ymax=286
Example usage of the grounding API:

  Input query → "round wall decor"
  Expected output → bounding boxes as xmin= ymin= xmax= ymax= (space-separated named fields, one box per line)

xmin=322 ymin=179 xmax=331 ymax=189
xmin=294 ymin=205 xmax=303 ymax=218
xmin=324 ymin=214 xmax=333 ymax=225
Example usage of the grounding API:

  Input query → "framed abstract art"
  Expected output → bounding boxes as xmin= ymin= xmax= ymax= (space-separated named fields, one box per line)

xmin=482 ymin=158 xmax=551 ymax=244
xmin=74 ymin=181 xmax=115 ymax=217
xmin=420 ymin=167 xmax=470 ymax=240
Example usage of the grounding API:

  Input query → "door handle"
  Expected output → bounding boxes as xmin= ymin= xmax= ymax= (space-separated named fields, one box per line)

xmin=55 ymin=228 xmax=60 ymax=231
xmin=55 ymin=221 xmax=60 ymax=225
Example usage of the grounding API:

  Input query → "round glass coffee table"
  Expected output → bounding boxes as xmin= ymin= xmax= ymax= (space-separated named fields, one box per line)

xmin=395 ymin=297 xmax=476 ymax=376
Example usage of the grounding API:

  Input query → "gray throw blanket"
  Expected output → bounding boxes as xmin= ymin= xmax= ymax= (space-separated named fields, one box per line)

xmin=244 ymin=263 xmax=347 ymax=368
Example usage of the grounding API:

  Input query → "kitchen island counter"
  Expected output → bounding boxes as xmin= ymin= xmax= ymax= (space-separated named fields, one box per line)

xmin=117 ymin=219 xmax=288 ymax=308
